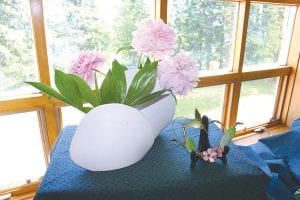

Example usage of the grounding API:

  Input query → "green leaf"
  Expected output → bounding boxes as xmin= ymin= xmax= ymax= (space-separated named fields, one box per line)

xmin=195 ymin=109 xmax=201 ymax=120
xmin=186 ymin=138 xmax=196 ymax=152
xmin=82 ymin=107 xmax=93 ymax=113
xmin=70 ymin=74 xmax=99 ymax=107
xmin=182 ymin=119 xmax=204 ymax=129
xmin=112 ymin=59 xmax=127 ymax=71
xmin=125 ymin=61 xmax=158 ymax=105
xmin=112 ymin=60 xmax=127 ymax=103
xmin=26 ymin=82 xmax=74 ymax=106
xmin=130 ymin=90 xmax=168 ymax=107
xmin=94 ymin=73 xmax=101 ymax=104
xmin=116 ymin=45 xmax=134 ymax=54
xmin=220 ymin=127 xmax=236 ymax=148
xmin=55 ymin=70 xmax=82 ymax=107
xmin=100 ymin=71 xmax=117 ymax=104
xmin=144 ymin=57 xmax=151 ymax=66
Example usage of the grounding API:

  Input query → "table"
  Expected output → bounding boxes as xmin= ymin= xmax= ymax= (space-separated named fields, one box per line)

xmin=35 ymin=120 xmax=267 ymax=200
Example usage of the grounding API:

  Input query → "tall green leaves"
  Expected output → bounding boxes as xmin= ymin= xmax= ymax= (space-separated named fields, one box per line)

xmin=27 ymin=70 xmax=96 ymax=113
xmin=99 ymin=60 xmax=127 ymax=104
xmin=125 ymin=61 xmax=158 ymax=105
xmin=70 ymin=74 xmax=99 ymax=106
xmin=26 ymin=58 xmax=168 ymax=113
xmin=55 ymin=70 xmax=82 ymax=108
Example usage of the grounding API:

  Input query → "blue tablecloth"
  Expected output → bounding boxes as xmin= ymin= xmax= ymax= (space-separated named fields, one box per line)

xmin=35 ymin=120 xmax=267 ymax=200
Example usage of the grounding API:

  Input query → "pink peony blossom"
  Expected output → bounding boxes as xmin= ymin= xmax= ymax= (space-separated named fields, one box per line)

xmin=202 ymin=148 xmax=218 ymax=163
xmin=157 ymin=52 xmax=199 ymax=95
xmin=131 ymin=19 xmax=176 ymax=59
xmin=68 ymin=51 xmax=105 ymax=85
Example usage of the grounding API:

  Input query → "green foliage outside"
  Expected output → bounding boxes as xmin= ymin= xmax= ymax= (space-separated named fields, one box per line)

xmin=0 ymin=0 xmax=38 ymax=92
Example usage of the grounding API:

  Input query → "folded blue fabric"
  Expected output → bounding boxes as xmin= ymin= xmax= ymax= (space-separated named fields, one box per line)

xmin=238 ymin=145 xmax=272 ymax=179
xmin=288 ymin=155 xmax=300 ymax=183
xmin=251 ymin=142 xmax=277 ymax=160
xmin=259 ymin=130 xmax=300 ymax=184
xmin=237 ymin=145 xmax=298 ymax=200
xmin=266 ymin=173 xmax=294 ymax=200
xmin=266 ymin=159 xmax=298 ymax=188
xmin=259 ymin=131 xmax=300 ymax=160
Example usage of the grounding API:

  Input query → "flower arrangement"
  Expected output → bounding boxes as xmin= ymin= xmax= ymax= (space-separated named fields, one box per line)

xmin=172 ymin=109 xmax=242 ymax=167
xmin=26 ymin=19 xmax=199 ymax=112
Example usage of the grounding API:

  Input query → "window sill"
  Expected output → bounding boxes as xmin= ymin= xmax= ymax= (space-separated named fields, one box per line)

xmin=233 ymin=124 xmax=289 ymax=146
xmin=0 ymin=182 xmax=39 ymax=200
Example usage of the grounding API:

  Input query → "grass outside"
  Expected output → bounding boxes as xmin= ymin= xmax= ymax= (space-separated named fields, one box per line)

xmin=175 ymin=78 xmax=278 ymax=126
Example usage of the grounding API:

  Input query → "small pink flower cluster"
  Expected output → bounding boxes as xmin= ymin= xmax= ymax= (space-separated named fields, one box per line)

xmin=202 ymin=146 xmax=224 ymax=163
xmin=68 ymin=51 xmax=105 ymax=85
xmin=132 ymin=19 xmax=199 ymax=96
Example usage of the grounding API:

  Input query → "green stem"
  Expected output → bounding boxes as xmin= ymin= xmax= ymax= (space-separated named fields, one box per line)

xmin=137 ymin=52 xmax=143 ymax=69
xmin=93 ymin=68 xmax=106 ymax=77
xmin=183 ymin=127 xmax=187 ymax=146
xmin=94 ymin=73 xmax=101 ymax=104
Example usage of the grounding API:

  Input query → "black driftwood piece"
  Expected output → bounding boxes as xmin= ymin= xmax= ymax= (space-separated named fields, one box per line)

xmin=190 ymin=115 xmax=230 ymax=169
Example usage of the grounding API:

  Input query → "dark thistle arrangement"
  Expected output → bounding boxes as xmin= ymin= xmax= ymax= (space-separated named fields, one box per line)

xmin=172 ymin=109 xmax=242 ymax=168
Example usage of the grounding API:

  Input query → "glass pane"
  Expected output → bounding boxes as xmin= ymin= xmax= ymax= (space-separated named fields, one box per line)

xmin=0 ymin=1 xmax=39 ymax=99
xmin=243 ymin=4 xmax=296 ymax=69
xmin=175 ymin=85 xmax=225 ymax=121
xmin=44 ymin=0 xmax=154 ymax=84
xmin=61 ymin=106 xmax=85 ymax=126
xmin=237 ymin=78 xmax=279 ymax=129
xmin=0 ymin=112 xmax=46 ymax=190
xmin=168 ymin=0 xmax=238 ymax=72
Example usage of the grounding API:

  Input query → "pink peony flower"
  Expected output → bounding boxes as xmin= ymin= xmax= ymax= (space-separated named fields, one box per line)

xmin=131 ymin=19 xmax=176 ymax=59
xmin=157 ymin=52 xmax=199 ymax=95
xmin=202 ymin=148 xmax=218 ymax=163
xmin=68 ymin=51 xmax=105 ymax=85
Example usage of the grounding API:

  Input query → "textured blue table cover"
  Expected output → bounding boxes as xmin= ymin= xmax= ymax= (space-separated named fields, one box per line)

xmin=35 ymin=120 xmax=267 ymax=200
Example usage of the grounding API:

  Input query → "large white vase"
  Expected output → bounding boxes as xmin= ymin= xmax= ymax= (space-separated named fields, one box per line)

xmin=125 ymin=69 xmax=176 ymax=138
xmin=70 ymin=104 xmax=154 ymax=171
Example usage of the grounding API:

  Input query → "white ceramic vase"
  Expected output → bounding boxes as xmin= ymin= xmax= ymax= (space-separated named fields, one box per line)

xmin=69 ymin=103 xmax=154 ymax=171
xmin=125 ymin=69 xmax=176 ymax=138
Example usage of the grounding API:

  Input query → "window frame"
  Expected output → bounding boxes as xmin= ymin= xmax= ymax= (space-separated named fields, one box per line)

xmin=0 ymin=0 xmax=300 ymax=196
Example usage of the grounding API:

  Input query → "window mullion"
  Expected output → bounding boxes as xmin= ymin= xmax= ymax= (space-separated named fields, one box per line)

xmin=273 ymin=76 xmax=288 ymax=121
xmin=29 ymin=0 xmax=51 ymax=85
xmin=29 ymin=0 xmax=59 ymax=149
xmin=155 ymin=0 xmax=168 ymax=22
xmin=283 ymin=5 xmax=300 ymax=125
xmin=224 ymin=0 xmax=250 ymax=128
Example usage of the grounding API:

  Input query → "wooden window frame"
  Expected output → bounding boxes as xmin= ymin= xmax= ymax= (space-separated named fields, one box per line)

xmin=0 ymin=0 xmax=300 ymax=196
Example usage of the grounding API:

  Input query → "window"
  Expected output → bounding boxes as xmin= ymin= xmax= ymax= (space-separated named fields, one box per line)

xmin=0 ymin=112 xmax=46 ymax=190
xmin=61 ymin=106 xmax=84 ymax=126
xmin=168 ymin=0 xmax=238 ymax=72
xmin=243 ymin=3 xmax=296 ymax=69
xmin=175 ymin=85 xmax=225 ymax=121
xmin=237 ymin=78 xmax=279 ymax=129
xmin=0 ymin=0 xmax=299 ymax=195
xmin=0 ymin=0 xmax=39 ymax=99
